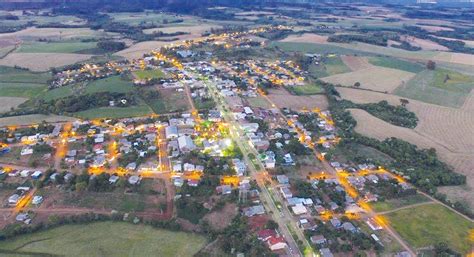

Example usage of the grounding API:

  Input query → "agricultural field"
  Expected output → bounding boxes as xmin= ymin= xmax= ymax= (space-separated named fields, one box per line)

xmin=0 ymin=222 xmax=207 ymax=257
xmin=0 ymin=53 xmax=93 ymax=72
xmin=108 ymin=12 xmax=195 ymax=26
xmin=280 ymin=33 xmax=328 ymax=44
xmin=0 ymin=114 xmax=76 ymax=127
xmin=0 ymin=97 xmax=28 ymax=113
xmin=115 ymin=40 xmax=180 ymax=60
xmin=308 ymin=56 xmax=350 ymax=78
xmin=386 ymin=204 xmax=473 ymax=254
xmin=370 ymin=194 xmax=432 ymax=213
xmin=73 ymin=105 xmax=153 ymax=119
xmin=394 ymin=68 xmax=474 ymax=108
xmin=16 ymin=41 xmax=98 ymax=54
xmin=0 ymin=27 xmax=107 ymax=41
xmin=322 ymin=66 xmax=415 ymax=93
xmin=267 ymin=88 xmax=328 ymax=110
xmin=367 ymin=56 xmax=425 ymax=73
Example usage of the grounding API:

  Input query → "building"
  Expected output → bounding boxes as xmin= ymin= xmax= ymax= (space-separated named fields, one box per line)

xmin=243 ymin=205 xmax=265 ymax=217
xmin=178 ymin=135 xmax=196 ymax=152
xmin=267 ymin=236 xmax=287 ymax=251
xmin=165 ymin=126 xmax=178 ymax=139
xmin=280 ymin=187 xmax=292 ymax=199
xmin=320 ymin=248 xmax=334 ymax=257
xmin=310 ymin=235 xmax=326 ymax=245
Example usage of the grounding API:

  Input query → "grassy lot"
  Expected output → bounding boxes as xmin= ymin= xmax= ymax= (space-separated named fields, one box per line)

xmin=0 ymin=222 xmax=207 ymax=257
xmin=386 ymin=203 xmax=473 ymax=254
xmin=394 ymin=68 xmax=474 ymax=108
xmin=0 ymin=83 xmax=46 ymax=98
xmin=368 ymin=56 xmax=425 ymax=73
xmin=0 ymin=66 xmax=51 ymax=84
xmin=286 ymin=83 xmax=323 ymax=95
xmin=272 ymin=42 xmax=371 ymax=56
xmin=38 ymin=85 xmax=75 ymax=101
xmin=147 ymin=89 xmax=189 ymax=114
xmin=308 ymin=56 xmax=351 ymax=78
xmin=85 ymin=76 xmax=134 ymax=94
xmin=133 ymin=69 xmax=165 ymax=80
xmin=16 ymin=41 xmax=97 ymax=54
xmin=246 ymin=96 xmax=272 ymax=109
xmin=370 ymin=194 xmax=431 ymax=212
xmin=194 ymin=98 xmax=216 ymax=110
xmin=73 ymin=105 xmax=153 ymax=119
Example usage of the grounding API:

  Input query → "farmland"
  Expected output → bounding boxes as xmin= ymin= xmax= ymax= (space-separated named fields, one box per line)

xmin=133 ymin=69 xmax=166 ymax=80
xmin=386 ymin=204 xmax=473 ymax=254
xmin=73 ymin=105 xmax=153 ymax=119
xmin=16 ymin=41 xmax=98 ymax=54
xmin=0 ymin=53 xmax=93 ymax=72
xmin=0 ymin=222 xmax=207 ymax=257
xmin=308 ymin=56 xmax=350 ymax=78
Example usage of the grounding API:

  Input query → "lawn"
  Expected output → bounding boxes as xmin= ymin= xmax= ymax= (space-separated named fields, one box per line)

xmin=394 ymin=68 xmax=474 ymax=108
xmin=0 ymin=222 xmax=207 ymax=257
xmin=85 ymin=76 xmax=134 ymax=94
xmin=0 ymin=83 xmax=46 ymax=98
xmin=73 ymin=105 xmax=153 ymax=119
xmin=386 ymin=203 xmax=473 ymax=254
xmin=286 ymin=83 xmax=323 ymax=95
xmin=133 ymin=69 xmax=166 ymax=80
xmin=16 ymin=41 xmax=98 ymax=54
xmin=308 ymin=56 xmax=351 ymax=78
xmin=368 ymin=56 xmax=425 ymax=73
xmin=370 ymin=194 xmax=431 ymax=212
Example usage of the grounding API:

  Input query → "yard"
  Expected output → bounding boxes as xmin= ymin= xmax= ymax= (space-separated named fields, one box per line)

xmin=0 ymin=222 xmax=207 ymax=257
xmin=386 ymin=203 xmax=473 ymax=254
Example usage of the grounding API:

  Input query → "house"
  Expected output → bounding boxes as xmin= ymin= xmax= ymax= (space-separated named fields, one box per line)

xmin=128 ymin=175 xmax=141 ymax=185
xmin=8 ymin=194 xmax=20 ymax=205
xmin=291 ymin=204 xmax=307 ymax=215
xmin=280 ymin=187 xmax=292 ymax=199
xmin=310 ymin=235 xmax=327 ymax=245
xmin=241 ymin=123 xmax=259 ymax=133
xmin=299 ymin=219 xmax=317 ymax=231
xmin=243 ymin=205 xmax=265 ymax=217
xmin=31 ymin=170 xmax=42 ymax=180
xmin=32 ymin=195 xmax=43 ymax=205
xmin=330 ymin=218 xmax=341 ymax=228
xmin=320 ymin=248 xmax=334 ymax=257
xmin=20 ymin=147 xmax=33 ymax=156
xmin=267 ymin=236 xmax=287 ymax=251
xmin=165 ymin=126 xmax=178 ymax=139
xmin=216 ymin=185 xmax=232 ymax=195
xmin=276 ymin=175 xmax=289 ymax=185
xmin=342 ymin=222 xmax=357 ymax=233
xmin=178 ymin=135 xmax=196 ymax=152
xmin=366 ymin=218 xmax=383 ymax=231
xmin=232 ymin=159 xmax=246 ymax=176
xmin=109 ymin=175 xmax=119 ymax=184
xmin=283 ymin=153 xmax=294 ymax=165
xmin=173 ymin=177 xmax=184 ymax=187
xmin=188 ymin=179 xmax=199 ymax=187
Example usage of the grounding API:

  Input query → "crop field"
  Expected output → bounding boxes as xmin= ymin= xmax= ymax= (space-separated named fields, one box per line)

xmin=0 ymin=114 xmax=76 ymax=127
xmin=368 ymin=56 xmax=425 ymax=73
xmin=286 ymin=83 xmax=323 ymax=95
xmin=16 ymin=41 xmax=98 ymax=54
xmin=133 ymin=69 xmax=166 ymax=80
xmin=0 ymin=83 xmax=46 ymax=98
xmin=143 ymin=23 xmax=221 ymax=35
xmin=340 ymin=55 xmax=371 ymax=71
xmin=115 ymin=40 xmax=179 ymax=60
xmin=0 ymin=27 xmax=106 ymax=41
xmin=109 ymin=12 xmax=195 ymax=26
xmin=408 ymin=37 xmax=449 ymax=51
xmin=272 ymin=41 xmax=370 ymax=56
xmin=280 ymin=33 xmax=328 ymax=44
xmin=0 ymin=222 xmax=207 ymax=257
xmin=73 ymin=105 xmax=153 ymax=119
xmin=267 ymin=88 xmax=328 ymax=110
xmin=386 ymin=204 xmax=473 ymax=254
xmin=308 ymin=56 xmax=350 ymax=78
xmin=0 ymin=66 xmax=51 ymax=84
xmin=322 ymin=66 xmax=416 ymax=93
xmin=394 ymin=69 xmax=474 ymax=108
xmin=0 ymin=53 xmax=93 ymax=71
xmin=0 ymin=97 xmax=27 ymax=113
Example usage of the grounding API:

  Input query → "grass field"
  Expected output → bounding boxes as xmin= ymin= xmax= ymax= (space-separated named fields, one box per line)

xmin=38 ymin=85 xmax=76 ymax=101
xmin=73 ymin=105 xmax=153 ymax=119
xmin=394 ymin=69 xmax=474 ymax=108
xmin=0 ymin=222 xmax=207 ymax=257
xmin=85 ymin=76 xmax=134 ymax=94
xmin=286 ymin=83 xmax=323 ymax=95
xmin=386 ymin=204 xmax=473 ymax=254
xmin=370 ymin=194 xmax=431 ymax=212
xmin=0 ymin=83 xmax=46 ymax=98
xmin=147 ymin=89 xmax=189 ymax=114
xmin=133 ymin=69 xmax=166 ymax=80
xmin=368 ymin=56 xmax=425 ymax=73
xmin=0 ymin=114 xmax=76 ymax=127
xmin=272 ymin=42 xmax=370 ymax=56
xmin=308 ymin=56 xmax=350 ymax=78
xmin=0 ymin=66 xmax=51 ymax=84
xmin=16 ymin=41 xmax=98 ymax=54
xmin=0 ymin=53 xmax=93 ymax=72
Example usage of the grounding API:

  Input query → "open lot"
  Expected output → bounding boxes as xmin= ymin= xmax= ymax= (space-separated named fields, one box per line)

xmin=0 ymin=97 xmax=27 ymax=113
xmin=267 ymin=87 xmax=328 ymax=110
xmin=73 ymin=105 xmax=153 ymax=119
xmin=322 ymin=66 xmax=416 ymax=93
xmin=148 ymin=88 xmax=190 ymax=114
xmin=0 ymin=222 xmax=207 ymax=257
xmin=133 ymin=69 xmax=166 ymax=80
xmin=370 ymin=194 xmax=431 ymax=212
xmin=0 ymin=53 xmax=93 ymax=72
xmin=386 ymin=204 xmax=473 ymax=254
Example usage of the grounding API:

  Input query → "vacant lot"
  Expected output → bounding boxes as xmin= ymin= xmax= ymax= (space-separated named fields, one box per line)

xmin=280 ymin=33 xmax=328 ymax=44
xmin=0 ymin=53 xmax=93 ymax=71
xmin=134 ymin=69 xmax=166 ymax=80
xmin=73 ymin=105 xmax=153 ymax=119
xmin=267 ymin=88 xmax=328 ymax=110
xmin=394 ymin=69 xmax=474 ymax=108
xmin=322 ymin=66 xmax=415 ymax=93
xmin=387 ymin=204 xmax=472 ymax=254
xmin=149 ymin=88 xmax=190 ymax=114
xmin=370 ymin=194 xmax=431 ymax=212
xmin=0 ymin=222 xmax=207 ymax=257
xmin=16 ymin=41 xmax=98 ymax=54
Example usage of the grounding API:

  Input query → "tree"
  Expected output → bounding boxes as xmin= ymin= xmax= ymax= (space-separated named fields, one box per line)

xmin=353 ymin=82 xmax=361 ymax=88
xmin=265 ymin=220 xmax=279 ymax=230
xmin=400 ymin=98 xmax=409 ymax=107
xmin=427 ymin=60 xmax=436 ymax=70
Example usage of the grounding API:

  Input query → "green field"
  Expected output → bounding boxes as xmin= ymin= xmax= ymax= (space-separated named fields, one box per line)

xmin=38 ymin=85 xmax=75 ymax=101
xmin=109 ymin=12 xmax=192 ymax=26
xmin=308 ymin=56 xmax=350 ymax=78
xmin=147 ymin=90 xmax=189 ymax=114
xmin=0 ymin=83 xmax=46 ymax=98
xmin=272 ymin=42 xmax=370 ymax=56
xmin=368 ymin=56 xmax=425 ymax=73
xmin=85 ymin=76 xmax=134 ymax=94
xmin=73 ymin=105 xmax=153 ymax=119
xmin=286 ymin=83 xmax=323 ymax=95
xmin=0 ymin=66 xmax=51 ymax=84
xmin=16 ymin=41 xmax=98 ymax=54
xmin=0 ymin=222 xmax=207 ymax=257
xmin=394 ymin=68 xmax=474 ymax=108
xmin=134 ymin=69 xmax=166 ymax=80
xmin=370 ymin=194 xmax=431 ymax=212
xmin=386 ymin=204 xmax=473 ymax=254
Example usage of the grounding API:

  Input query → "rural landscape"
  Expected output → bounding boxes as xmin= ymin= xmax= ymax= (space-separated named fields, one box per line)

xmin=0 ymin=0 xmax=472 ymax=256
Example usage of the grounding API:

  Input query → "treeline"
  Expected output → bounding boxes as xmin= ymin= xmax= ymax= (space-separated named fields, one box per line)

xmin=36 ymin=92 xmax=135 ymax=114
xmin=391 ymin=41 xmax=421 ymax=51
xmin=321 ymin=83 xmax=471 ymax=217
xmin=327 ymin=33 xmax=391 ymax=46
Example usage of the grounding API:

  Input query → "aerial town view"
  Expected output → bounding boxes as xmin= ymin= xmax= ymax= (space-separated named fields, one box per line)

xmin=0 ymin=0 xmax=472 ymax=256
